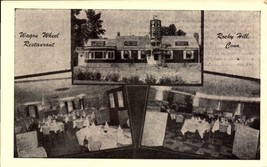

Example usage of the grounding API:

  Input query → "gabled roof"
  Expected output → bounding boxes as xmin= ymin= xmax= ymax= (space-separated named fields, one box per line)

xmin=84 ymin=38 xmax=117 ymax=46
xmin=115 ymin=36 xmax=150 ymax=50
xmin=161 ymin=35 xmax=199 ymax=49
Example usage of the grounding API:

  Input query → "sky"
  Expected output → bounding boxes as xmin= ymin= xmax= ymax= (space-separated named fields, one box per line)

xmin=76 ymin=10 xmax=201 ymax=39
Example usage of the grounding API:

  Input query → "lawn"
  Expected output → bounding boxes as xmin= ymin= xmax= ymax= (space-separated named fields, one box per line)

xmin=73 ymin=63 xmax=202 ymax=85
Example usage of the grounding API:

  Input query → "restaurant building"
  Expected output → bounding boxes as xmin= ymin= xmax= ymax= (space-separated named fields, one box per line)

xmin=75 ymin=16 xmax=200 ymax=66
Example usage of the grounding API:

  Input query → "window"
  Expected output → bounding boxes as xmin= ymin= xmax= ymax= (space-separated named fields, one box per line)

xmin=165 ymin=50 xmax=172 ymax=59
xmin=183 ymin=50 xmax=194 ymax=60
xmin=91 ymin=52 xmax=95 ymax=59
xmin=28 ymin=105 xmax=38 ymax=118
xmin=85 ymin=52 xmax=90 ymax=59
xmin=175 ymin=41 xmax=189 ymax=46
xmin=117 ymin=91 xmax=124 ymax=108
xmin=141 ymin=50 xmax=147 ymax=59
xmin=123 ymin=50 xmax=129 ymax=59
xmin=132 ymin=50 xmax=138 ymax=59
xmin=154 ymin=54 xmax=159 ymax=60
xmin=124 ymin=41 xmax=137 ymax=46
xmin=107 ymin=51 xmax=115 ymax=59
xmin=95 ymin=51 xmax=104 ymax=59
xmin=109 ymin=93 xmax=115 ymax=108
xmin=91 ymin=51 xmax=106 ymax=59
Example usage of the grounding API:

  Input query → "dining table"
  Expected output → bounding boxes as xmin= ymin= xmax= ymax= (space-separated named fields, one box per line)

xmin=181 ymin=117 xmax=212 ymax=139
xmin=76 ymin=125 xmax=132 ymax=151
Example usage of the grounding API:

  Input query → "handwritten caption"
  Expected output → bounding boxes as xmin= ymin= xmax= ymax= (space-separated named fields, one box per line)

xmin=19 ymin=32 xmax=60 ymax=47
xmin=217 ymin=33 xmax=249 ymax=49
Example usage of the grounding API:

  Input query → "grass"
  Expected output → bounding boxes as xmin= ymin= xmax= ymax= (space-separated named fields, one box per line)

xmin=74 ymin=63 xmax=201 ymax=84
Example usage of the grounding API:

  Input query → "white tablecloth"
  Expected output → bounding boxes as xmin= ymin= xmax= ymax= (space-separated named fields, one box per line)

xmin=76 ymin=126 xmax=132 ymax=150
xmin=181 ymin=118 xmax=211 ymax=139
xmin=40 ymin=122 xmax=63 ymax=133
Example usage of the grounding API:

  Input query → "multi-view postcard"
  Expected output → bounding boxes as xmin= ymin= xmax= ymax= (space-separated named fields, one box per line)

xmin=13 ymin=8 xmax=260 ymax=160
xmin=72 ymin=10 xmax=203 ymax=85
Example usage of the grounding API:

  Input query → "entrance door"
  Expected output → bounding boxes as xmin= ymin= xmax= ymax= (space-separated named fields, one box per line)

xmin=107 ymin=87 xmax=126 ymax=126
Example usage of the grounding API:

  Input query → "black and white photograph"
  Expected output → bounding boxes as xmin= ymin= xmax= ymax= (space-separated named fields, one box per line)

xmin=14 ymin=73 xmax=132 ymax=158
xmin=141 ymin=73 xmax=260 ymax=159
xmin=2 ymin=2 xmax=265 ymax=166
xmin=72 ymin=9 xmax=203 ymax=85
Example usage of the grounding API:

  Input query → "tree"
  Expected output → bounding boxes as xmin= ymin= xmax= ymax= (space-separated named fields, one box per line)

xmin=168 ymin=24 xmax=177 ymax=36
xmin=72 ymin=9 xmax=87 ymax=47
xmin=160 ymin=24 xmax=186 ymax=36
xmin=72 ymin=9 xmax=106 ymax=47
xmin=84 ymin=10 xmax=106 ymax=39
xmin=72 ymin=9 xmax=106 ymax=66
xmin=176 ymin=29 xmax=186 ymax=36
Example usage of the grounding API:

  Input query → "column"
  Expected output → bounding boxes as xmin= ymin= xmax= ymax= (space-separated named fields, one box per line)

xmin=192 ymin=97 xmax=200 ymax=107
xmin=129 ymin=50 xmax=132 ymax=59
xmin=67 ymin=101 xmax=73 ymax=112
xmin=234 ymin=103 xmax=243 ymax=116
xmin=121 ymin=50 xmax=124 ymax=59
xmin=138 ymin=50 xmax=141 ymax=59
xmin=216 ymin=101 xmax=221 ymax=110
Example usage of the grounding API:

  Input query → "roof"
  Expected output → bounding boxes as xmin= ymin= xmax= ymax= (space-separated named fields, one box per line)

xmin=84 ymin=38 xmax=117 ymax=47
xmin=80 ymin=35 xmax=199 ymax=50
xmin=115 ymin=36 xmax=150 ymax=50
xmin=161 ymin=35 xmax=199 ymax=49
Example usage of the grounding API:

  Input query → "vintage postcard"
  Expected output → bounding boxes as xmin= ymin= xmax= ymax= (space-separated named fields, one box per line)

xmin=1 ymin=1 xmax=266 ymax=167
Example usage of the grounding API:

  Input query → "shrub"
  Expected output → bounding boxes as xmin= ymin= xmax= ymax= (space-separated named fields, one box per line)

xmin=145 ymin=74 xmax=157 ymax=84
xmin=83 ymin=69 xmax=94 ymax=80
xmin=76 ymin=69 xmax=102 ymax=81
xmin=75 ymin=69 xmax=86 ymax=80
xmin=96 ymin=72 xmax=102 ymax=80
xmin=158 ymin=76 xmax=172 ymax=85
xmin=158 ymin=75 xmax=186 ymax=85
xmin=105 ymin=72 xmax=120 ymax=82
xmin=171 ymin=76 xmax=186 ymax=84
xmin=92 ymin=71 xmax=102 ymax=80
xmin=122 ymin=75 xmax=143 ymax=84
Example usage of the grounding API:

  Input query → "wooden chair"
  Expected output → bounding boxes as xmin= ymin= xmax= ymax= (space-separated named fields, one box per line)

xmin=58 ymin=123 xmax=65 ymax=144
xmin=41 ymin=126 xmax=51 ymax=146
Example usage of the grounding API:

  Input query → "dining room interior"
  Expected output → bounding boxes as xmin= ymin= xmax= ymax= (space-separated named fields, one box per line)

xmin=141 ymin=73 xmax=260 ymax=159
xmin=14 ymin=75 xmax=132 ymax=158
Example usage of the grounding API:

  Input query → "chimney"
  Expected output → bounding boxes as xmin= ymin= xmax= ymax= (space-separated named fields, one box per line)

xmin=117 ymin=32 xmax=120 ymax=36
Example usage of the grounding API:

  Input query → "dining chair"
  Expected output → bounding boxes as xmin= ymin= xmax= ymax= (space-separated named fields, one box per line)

xmin=76 ymin=120 xmax=84 ymax=129
xmin=42 ymin=126 xmax=51 ymax=146
xmin=58 ymin=123 xmax=65 ymax=144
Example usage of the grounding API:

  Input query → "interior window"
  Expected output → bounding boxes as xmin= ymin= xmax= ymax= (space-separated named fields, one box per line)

xmin=109 ymin=93 xmax=115 ymax=108
xmin=117 ymin=91 xmax=124 ymax=108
